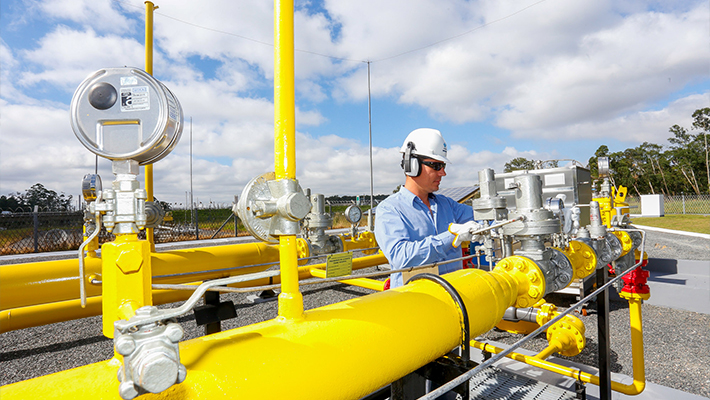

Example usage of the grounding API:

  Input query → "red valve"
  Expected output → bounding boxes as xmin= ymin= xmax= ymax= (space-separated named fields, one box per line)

xmin=621 ymin=268 xmax=650 ymax=295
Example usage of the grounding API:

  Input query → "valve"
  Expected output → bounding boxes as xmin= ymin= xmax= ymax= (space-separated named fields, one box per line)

xmin=114 ymin=306 xmax=186 ymax=400
xmin=236 ymin=172 xmax=311 ymax=242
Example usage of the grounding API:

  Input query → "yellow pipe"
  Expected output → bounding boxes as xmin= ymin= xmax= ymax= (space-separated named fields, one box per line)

xmin=1 ymin=267 xmax=523 ymax=399
xmin=273 ymin=0 xmax=302 ymax=320
xmin=101 ymin=234 xmax=152 ymax=337
xmin=144 ymin=1 xmax=157 ymax=251
xmin=0 ymin=242 xmax=282 ymax=311
xmin=472 ymin=295 xmax=647 ymax=395
xmin=309 ymin=268 xmax=386 ymax=291
xmin=0 ymin=246 xmax=383 ymax=333
xmin=0 ymin=289 xmax=193 ymax=333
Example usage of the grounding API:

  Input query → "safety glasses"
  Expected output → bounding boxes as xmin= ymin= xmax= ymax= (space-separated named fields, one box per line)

xmin=420 ymin=159 xmax=446 ymax=171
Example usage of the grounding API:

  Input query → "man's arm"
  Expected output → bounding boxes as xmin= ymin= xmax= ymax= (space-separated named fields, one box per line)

xmin=374 ymin=203 xmax=455 ymax=271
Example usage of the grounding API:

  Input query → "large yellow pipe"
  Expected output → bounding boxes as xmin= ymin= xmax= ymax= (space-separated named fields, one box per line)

xmin=1 ymin=267 xmax=522 ymax=399
xmin=0 ymin=251 xmax=388 ymax=333
xmin=0 ymin=242 xmax=282 ymax=311
xmin=472 ymin=296 xmax=646 ymax=395
xmin=273 ymin=0 xmax=303 ymax=320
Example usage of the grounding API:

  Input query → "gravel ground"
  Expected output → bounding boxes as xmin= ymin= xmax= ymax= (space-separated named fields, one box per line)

xmin=1 ymin=229 xmax=709 ymax=398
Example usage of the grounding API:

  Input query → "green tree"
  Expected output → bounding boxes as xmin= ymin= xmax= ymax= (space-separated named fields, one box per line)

xmin=691 ymin=107 xmax=710 ymax=193
xmin=18 ymin=183 xmax=73 ymax=211
xmin=668 ymin=125 xmax=704 ymax=194
xmin=503 ymin=157 xmax=536 ymax=172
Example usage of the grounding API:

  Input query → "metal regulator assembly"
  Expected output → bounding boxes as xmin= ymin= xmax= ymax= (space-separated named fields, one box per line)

xmin=70 ymin=67 xmax=185 ymax=398
xmin=469 ymin=163 xmax=641 ymax=303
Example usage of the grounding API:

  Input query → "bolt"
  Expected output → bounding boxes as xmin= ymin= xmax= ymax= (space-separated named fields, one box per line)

xmin=528 ymin=287 xmax=540 ymax=298
xmin=165 ymin=324 xmax=184 ymax=343
xmin=137 ymin=352 xmax=179 ymax=394
xmin=119 ymin=381 xmax=139 ymax=400
xmin=115 ymin=336 xmax=136 ymax=356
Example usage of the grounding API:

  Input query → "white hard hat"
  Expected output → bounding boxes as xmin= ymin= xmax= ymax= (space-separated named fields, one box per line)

xmin=399 ymin=128 xmax=450 ymax=163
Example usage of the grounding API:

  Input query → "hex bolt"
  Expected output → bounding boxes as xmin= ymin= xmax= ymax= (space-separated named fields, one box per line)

xmin=119 ymin=381 xmax=139 ymax=400
xmin=165 ymin=324 xmax=184 ymax=343
xmin=115 ymin=336 xmax=136 ymax=356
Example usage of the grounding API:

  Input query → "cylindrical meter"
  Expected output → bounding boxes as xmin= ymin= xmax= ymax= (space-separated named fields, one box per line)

xmin=70 ymin=67 xmax=183 ymax=165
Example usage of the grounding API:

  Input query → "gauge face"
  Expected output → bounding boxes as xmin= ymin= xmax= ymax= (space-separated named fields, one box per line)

xmin=344 ymin=205 xmax=362 ymax=224
xmin=81 ymin=174 xmax=102 ymax=202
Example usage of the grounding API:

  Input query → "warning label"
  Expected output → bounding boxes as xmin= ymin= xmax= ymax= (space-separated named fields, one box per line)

xmin=120 ymin=86 xmax=150 ymax=112
xmin=326 ymin=251 xmax=353 ymax=278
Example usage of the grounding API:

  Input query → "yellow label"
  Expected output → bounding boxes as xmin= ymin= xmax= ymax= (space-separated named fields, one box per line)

xmin=326 ymin=251 xmax=353 ymax=278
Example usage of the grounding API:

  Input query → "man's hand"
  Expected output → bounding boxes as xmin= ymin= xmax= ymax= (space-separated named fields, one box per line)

xmin=449 ymin=221 xmax=485 ymax=248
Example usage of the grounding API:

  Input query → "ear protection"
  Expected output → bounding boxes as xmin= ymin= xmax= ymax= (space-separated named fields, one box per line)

xmin=401 ymin=141 xmax=421 ymax=177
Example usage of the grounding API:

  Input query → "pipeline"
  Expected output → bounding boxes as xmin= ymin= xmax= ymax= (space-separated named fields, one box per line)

xmin=472 ymin=294 xmax=646 ymax=395
xmin=0 ymin=265 xmax=528 ymax=399
xmin=0 ymin=249 xmax=388 ymax=333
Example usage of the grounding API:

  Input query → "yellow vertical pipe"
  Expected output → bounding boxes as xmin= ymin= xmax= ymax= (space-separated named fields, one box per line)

xmin=274 ymin=0 xmax=303 ymax=319
xmin=101 ymin=234 xmax=152 ymax=338
xmin=145 ymin=1 xmax=156 ymax=250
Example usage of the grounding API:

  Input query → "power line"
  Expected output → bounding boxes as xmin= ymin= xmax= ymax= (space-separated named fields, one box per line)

xmin=112 ymin=0 xmax=549 ymax=65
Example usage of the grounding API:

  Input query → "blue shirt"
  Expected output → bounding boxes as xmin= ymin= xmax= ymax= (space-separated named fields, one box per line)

xmin=374 ymin=187 xmax=474 ymax=288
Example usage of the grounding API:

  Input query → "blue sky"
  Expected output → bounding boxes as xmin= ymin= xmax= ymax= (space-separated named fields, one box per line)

xmin=1 ymin=0 xmax=708 ymax=205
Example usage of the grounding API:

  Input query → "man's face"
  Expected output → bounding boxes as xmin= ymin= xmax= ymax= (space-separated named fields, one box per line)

xmin=414 ymin=157 xmax=446 ymax=194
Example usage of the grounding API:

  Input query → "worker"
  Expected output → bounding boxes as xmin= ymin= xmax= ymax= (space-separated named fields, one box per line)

xmin=374 ymin=128 xmax=483 ymax=288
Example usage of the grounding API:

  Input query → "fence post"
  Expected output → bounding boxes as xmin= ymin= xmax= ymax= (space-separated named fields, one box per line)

xmin=194 ymin=205 xmax=200 ymax=240
xmin=682 ymin=192 xmax=686 ymax=214
xmin=33 ymin=205 xmax=39 ymax=253
xmin=238 ymin=195 xmax=239 ymax=237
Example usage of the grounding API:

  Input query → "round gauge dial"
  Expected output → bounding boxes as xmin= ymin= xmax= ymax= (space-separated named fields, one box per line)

xmin=81 ymin=173 xmax=102 ymax=202
xmin=344 ymin=205 xmax=362 ymax=224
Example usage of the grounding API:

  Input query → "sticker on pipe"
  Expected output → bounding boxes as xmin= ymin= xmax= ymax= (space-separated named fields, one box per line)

xmin=120 ymin=86 xmax=150 ymax=112
xmin=326 ymin=251 xmax=353 ymax=278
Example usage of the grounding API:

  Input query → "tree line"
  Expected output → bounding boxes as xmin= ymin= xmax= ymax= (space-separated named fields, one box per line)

xmin=505 ymin=108 xmax=710 ymax=196
xmin=0 ymin=183 xmax=74 ymax=212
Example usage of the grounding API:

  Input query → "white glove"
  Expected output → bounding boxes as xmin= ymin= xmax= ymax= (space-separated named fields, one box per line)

xmin=448 ymin=221 xmax=485 ymax=248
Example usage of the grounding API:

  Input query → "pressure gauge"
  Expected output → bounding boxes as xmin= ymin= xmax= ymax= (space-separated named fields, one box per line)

xmin=70 ymin=67 xmax=183 ymax=165
xmin=81 ymin=174 xmax=102 ymax=202
xmin=344 ymin=205 xmax=362 ymax=224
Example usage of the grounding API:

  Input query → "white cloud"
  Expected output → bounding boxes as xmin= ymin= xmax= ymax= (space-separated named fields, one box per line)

xmin=1 ymin=0 xmax=708 ymax=206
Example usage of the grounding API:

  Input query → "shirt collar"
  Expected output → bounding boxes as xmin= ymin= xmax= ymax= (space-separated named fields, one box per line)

xmin=399 ymin=186 xmax=438 ymax=206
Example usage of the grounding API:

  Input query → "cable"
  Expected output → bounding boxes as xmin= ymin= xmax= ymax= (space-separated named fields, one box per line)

xmin=112 ymin=0 xmax=550 ymax=65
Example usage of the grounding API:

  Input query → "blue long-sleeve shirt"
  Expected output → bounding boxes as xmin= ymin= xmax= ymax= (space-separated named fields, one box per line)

xmin=374 ymin=187 xmax=474 ymax=288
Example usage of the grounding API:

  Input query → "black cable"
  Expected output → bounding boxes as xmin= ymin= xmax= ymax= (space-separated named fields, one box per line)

xmin=405 ymin=273 xmax=470 ymax=362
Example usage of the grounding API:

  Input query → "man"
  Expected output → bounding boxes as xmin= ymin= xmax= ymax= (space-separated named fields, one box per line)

xmin=375 ymin=128 xmax=482 ymax=288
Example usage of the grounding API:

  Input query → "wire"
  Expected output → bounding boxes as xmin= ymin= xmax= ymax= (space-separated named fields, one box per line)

xmin=112 ymin=0 xmax=550 ymax=65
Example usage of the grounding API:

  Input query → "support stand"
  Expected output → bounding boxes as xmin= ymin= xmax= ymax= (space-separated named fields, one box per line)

xmin=596 ymin=265 xmax=611 ymax=400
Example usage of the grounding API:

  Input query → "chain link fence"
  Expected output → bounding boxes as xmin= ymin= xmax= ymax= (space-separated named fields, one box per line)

xmin=626 ymin=194 xmax=710 ymax=215
xmin=0 ymin=207 xmax=247 ymax=256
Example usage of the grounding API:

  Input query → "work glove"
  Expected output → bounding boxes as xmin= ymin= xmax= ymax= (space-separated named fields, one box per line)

xmin=448 ymin=221 xmax=485 ymax=248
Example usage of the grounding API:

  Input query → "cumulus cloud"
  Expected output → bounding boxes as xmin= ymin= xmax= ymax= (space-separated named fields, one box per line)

xmin=1 ymin=0 xmax=707 ymax=205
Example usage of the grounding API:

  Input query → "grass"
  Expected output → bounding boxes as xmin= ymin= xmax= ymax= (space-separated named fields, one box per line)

xmin=631 ymin=214 xmax=710 ymax=235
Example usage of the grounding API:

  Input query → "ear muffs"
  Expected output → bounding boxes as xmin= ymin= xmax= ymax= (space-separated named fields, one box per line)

xmin=401 ymin=141 xmax=420 ymax=177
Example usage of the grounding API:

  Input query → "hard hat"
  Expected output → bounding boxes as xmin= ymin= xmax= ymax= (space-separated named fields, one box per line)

xmin=399 ymin=128 xmax=450 ymax=164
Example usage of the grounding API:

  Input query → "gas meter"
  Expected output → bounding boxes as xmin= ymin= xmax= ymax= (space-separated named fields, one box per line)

xmin=70 ymin=67 xmax=183 ymax=164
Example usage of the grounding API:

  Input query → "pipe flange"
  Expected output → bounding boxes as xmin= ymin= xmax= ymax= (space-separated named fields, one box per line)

xmin=559 ymin=240 xmax=597 ymax=280
xmin=612 ymin=231 xmax=634 ymax=257
xmin=494 ymin=256 xmax=545 ymax=308
xmin=547 ymin=315 xmax=586 ymax=357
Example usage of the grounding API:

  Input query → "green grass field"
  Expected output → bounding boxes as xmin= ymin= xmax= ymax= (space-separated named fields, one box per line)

xmin=631 ymin=214 xmax=710 ymax=235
